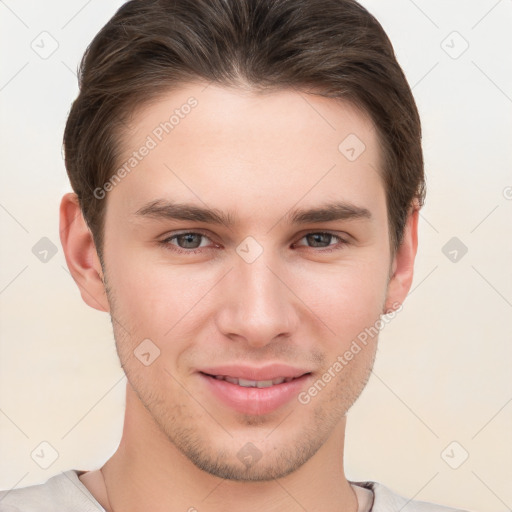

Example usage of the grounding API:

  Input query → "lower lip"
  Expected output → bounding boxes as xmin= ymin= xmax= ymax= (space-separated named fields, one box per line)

xmin=199 ymin=373 xmax=311 ymax=415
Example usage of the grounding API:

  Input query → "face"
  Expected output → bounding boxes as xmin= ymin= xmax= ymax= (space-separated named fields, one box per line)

xmin=98 ymin=83 xmax=397 ymax=481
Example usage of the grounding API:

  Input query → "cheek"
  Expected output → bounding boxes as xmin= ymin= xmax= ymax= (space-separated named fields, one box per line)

xmin=290 ymin=258 xmax=389 ymax=345
xmin=106 ymin=252 xmax=219 ymax=339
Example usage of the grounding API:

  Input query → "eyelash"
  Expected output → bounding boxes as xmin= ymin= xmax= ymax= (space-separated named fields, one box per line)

xmin=159 ymin=230 xmax=349 ymax=255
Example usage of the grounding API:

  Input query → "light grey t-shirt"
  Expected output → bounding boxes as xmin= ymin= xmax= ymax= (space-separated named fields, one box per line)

xmin=0 ymin=470 xmax=469 ymax=512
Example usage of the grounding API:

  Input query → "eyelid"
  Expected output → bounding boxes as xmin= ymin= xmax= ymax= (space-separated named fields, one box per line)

xmin=160 ymin=228 xmax=215 ymax=241
xmin=160 ymin=229 xmax=218 ymax=249
xmin=160 ymin=230 xmax=347 ymax=243
xmin=293 ymin=231 xmax=349 ymax=249
xmin=294 ymin=229 xmax=349 ymax=240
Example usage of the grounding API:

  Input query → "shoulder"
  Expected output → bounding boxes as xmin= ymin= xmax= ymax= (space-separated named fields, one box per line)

xmin=351 ymin=480 xmax=472 ymax=512
xmin=0 ymin=470 xmax=104 ymax=512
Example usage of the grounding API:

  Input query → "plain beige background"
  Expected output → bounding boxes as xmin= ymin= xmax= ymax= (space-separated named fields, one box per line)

xmin=0 ymin=1 xmax=511 ymax=511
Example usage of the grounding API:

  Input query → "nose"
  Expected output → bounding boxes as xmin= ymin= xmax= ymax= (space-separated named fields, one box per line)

xmin=214 ymin=252 xmax=300 ymax=349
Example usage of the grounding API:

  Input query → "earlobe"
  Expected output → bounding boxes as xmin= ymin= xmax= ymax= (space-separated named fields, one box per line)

xmin=383 ymin=204 xmax=419 ymax=314
xmin=59 ymin=192 xmax=110 ymax=312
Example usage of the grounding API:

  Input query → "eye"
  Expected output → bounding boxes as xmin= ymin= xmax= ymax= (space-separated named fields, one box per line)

xmin=160 ymin=231 xmax=215 ymax=254
xmin=294 ymin=232 xmax=348 ymax=252
xmin=159 ymin=230 xmax=349 ymax=256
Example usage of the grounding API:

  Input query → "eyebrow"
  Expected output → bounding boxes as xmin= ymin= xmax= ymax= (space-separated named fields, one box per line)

xmin=133 ymin=199 xmax=372 ymax=226
xmin=134 ymin=200 xmax=235 ymax=226
xmin=288 ymin=202 xmax=372 ymax=224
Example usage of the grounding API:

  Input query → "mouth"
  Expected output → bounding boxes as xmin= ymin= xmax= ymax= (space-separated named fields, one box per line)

xmin=200 ymin=373 xmax=305 ymax=388
xmin=197 ymin=366 xmax=313 ymax=415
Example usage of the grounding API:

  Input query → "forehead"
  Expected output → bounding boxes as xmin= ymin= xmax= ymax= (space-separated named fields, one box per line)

xmin=109 ymin=82 xmax=385 ymax=226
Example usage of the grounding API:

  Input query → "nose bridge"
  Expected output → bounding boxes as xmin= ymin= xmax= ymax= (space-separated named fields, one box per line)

xmin=239 ymin=255 xmax=282 ymax=314
xmin=216 ymin=245 xmax=297 ymax=346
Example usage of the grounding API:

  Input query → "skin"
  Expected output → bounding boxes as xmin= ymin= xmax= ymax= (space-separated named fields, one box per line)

xmin=60 ymin=82 xmax=418 ymax=512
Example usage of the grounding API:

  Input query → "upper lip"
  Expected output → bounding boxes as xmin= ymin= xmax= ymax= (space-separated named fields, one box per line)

xmin=199 ymin=364 xmax=311 ymax=381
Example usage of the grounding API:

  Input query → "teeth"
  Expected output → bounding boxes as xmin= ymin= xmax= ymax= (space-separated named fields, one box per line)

xmin=256 ymin=380 xmax=274 ymax=388
xmin=238 ymin=378 xmax=258 ymax=387
xmin=213 ymin=375 xmax=294 ymax=387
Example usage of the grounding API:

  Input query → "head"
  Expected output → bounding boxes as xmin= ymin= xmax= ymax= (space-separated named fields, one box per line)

xmin=61 ymin=0 xmax=423 ymax=481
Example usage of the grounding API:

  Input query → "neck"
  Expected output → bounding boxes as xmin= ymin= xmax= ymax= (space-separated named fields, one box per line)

xmin=99 ymin=383 xmax=357 ymax=512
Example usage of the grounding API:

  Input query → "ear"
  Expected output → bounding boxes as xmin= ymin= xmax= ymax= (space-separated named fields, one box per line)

xmin=59 ymin=192 xmax=110 ymax=312
xmin=383 ymin=203 xmax=419 ymax=314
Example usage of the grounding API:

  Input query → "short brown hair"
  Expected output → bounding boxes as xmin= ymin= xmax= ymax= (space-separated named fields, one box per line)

xmin=63 ymin=0 xmax=425 ymax=260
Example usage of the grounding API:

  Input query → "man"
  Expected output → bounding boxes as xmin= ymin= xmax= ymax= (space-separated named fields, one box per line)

xmin=0 ymin=0 xmax=470 ymax=510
